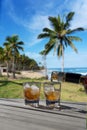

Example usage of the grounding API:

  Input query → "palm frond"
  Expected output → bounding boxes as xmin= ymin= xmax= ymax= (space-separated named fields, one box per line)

xmin=48 ymin=16 xmax=63 ymax=32
xmin=45 ymin=38 xmax=56 ymax=49
xmin=57 ymin=44 xmax=64 ymax=58
xmin=40 ymin=47 xmax=52 ymax=55
xmin=6 ymin=36 xmax=12 ymax=42
xmin=17 ymin=41 xmax=24 ymax=45
xmin=12 ymin=35 xmax=19 ymax=42
xmin=37 ymin=33 xmax=50 ymax=39
xmin=40 ymin=50 xmax=46 ymax=55
xmin=48 ymin=16 xmax=58 ymax=27
xmin=67 ymin=36 xmax=82 ymax=41
xmin=43 ymin=28 xmax=53 ymax=32
xmin=65 ymin=37 xmax=78 ymax=53
xmin=3 ymin=42 xmax=9 ymax=46
xmin=43 ymin=27 xmax=57 ymax=38
xmin=45 ymin=44 xmax=54 ymax=55
xmin=67 ymin=28 xmax=84 ymax=34
xmin=64 ymin=12 xmax=74 ymax=29
xmin=17 ymin=46 xmax=24 ymax=51
xmin=63 ymin=36 xmax=68 ymax=47
xmin=66 ymin=12 xmax=75 ymax=22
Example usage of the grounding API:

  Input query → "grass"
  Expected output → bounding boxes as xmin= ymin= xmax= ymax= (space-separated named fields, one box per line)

xmin=61 ymin=82 xmax=87 ymax=102
xmin=0 ymin=76 xmax=87 ymax=102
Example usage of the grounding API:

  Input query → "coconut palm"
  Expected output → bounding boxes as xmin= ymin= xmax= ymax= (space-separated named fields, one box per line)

xmin=38 ymin=12 xmax=84 ymax=72
xmin=3 ymin=35 xmax=24 ymax=78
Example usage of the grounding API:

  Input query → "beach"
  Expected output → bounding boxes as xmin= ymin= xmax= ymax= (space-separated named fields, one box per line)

xmin=2 ymin=67 xmax=87 ymax=79
xmin=2 ymin=70 xmax=45 ymax=79
xmin=18 ymin=70 xmax=45 ymax=78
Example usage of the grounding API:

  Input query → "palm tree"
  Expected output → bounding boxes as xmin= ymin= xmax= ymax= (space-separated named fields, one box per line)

xmin=38 ymin=12 xmax=84 ymax=72
xmin=3 ymin=35 xmax=24 ymax=78
xmin=21 ymin=54 xmax=28 ymax=70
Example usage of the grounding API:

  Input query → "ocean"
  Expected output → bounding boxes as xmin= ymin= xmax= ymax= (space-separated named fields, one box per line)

xmin=47 ymin=67 xmax=87 ymax=79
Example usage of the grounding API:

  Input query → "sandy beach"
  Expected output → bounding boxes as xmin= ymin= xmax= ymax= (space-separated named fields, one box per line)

xmin=18 ymin=70 xmax=45 ymax=78
xmin=2 ymin=70 xmax=45 ymax=79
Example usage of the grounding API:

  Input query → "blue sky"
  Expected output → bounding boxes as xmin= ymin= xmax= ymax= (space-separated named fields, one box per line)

xmin=0 ymin=0 xmax=87 ymax=68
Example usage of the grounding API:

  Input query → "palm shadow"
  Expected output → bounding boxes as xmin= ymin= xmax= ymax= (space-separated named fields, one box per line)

xmin=60 ymin=104 xmax=87 ymax=114
xmin=0 ymin=80 xmax=22 ymax=87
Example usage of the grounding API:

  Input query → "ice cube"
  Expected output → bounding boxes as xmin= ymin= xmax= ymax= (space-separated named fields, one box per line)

xmin=50 ymin=86 xmax=54 ymax=91
xmin=31 ymin=84 xmax=39 ymax=90
xmin=31 ymin=84 xmax=39 ymax=95
xmin=24 ymin=83 xmax=31 ymax=89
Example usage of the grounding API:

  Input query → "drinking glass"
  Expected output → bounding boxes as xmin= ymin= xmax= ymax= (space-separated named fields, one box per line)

xmin=23 ymin=82 xmax=41 ymax=107
xmin=43 ymin=82 xmax=61 ymax=108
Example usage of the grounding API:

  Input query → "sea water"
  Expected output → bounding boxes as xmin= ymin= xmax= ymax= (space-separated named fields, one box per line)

xmin=47 ymin=67 xmax=87 ymax=79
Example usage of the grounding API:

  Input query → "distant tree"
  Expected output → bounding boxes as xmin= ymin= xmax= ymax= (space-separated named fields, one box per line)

xmin=15 ymin=54 xmax=39 ymax=70
xmin=38 ymin=12 xmax=84 ymax=72
xmin=20 ymin=54 xmax=30 ymax=70
xmin=29 ymin=59 xmax=39 ymax=70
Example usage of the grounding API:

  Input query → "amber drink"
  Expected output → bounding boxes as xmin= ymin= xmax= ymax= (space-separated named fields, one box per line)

xmin=44 ymin=84 xmax=60 ymax=106
xmin=23 ymin=83 xmax=40 ymax=106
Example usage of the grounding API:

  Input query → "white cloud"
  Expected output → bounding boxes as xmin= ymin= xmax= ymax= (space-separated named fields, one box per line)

xmin=4 ymin=0 xmax=51 ymax=46
xmin=5 ymin=0 xmax=50 ymax=32
xmin=29 ymin=15 xmax=50 ymax=31
xmin=5 ymin=0 xmax=87 ymax=30
xmin=69 ymin=0 xmax=87 ymax=28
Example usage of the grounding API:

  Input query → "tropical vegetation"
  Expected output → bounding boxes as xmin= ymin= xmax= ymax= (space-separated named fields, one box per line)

xmin=3 ymin=35 xmax=24 ymax=78
xmin=38 ymin=12 xmax=84 ymax=72
xmin=0 ymin=35 xmax=40 ymax=78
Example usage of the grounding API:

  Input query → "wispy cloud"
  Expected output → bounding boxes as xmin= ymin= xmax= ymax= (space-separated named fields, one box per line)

xmin=4 ymin=0 xmax=52 ymax=46
xmin=5 ymin=0 xmax=50 ymax=30
xmin=67 ymin=0 xmax=87 ymax=28
xmin=4 ymin=0 xmax=87 ymax=47
xmin=29 ymin=14 xmax=50 ymax=31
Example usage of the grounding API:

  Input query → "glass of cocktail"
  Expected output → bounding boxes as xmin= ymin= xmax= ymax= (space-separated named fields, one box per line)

xmin=23 ymin=82 xmax=41 ymax=107
xmin=44 ymin=82 xmax=61 ymax=108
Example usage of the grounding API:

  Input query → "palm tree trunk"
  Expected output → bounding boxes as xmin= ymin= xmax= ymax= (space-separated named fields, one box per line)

xmin=12 ymin=56 xmax=15 ymax=78
xmin=6 ymin=61 xmax=9 ymax=77
xmin=43 ymin=55 xmax=48 ymax=79
xmin=61 ymin=47 xmax=64 ymax=72
xmin=0 ymin=66 xmax=2 ymax=76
